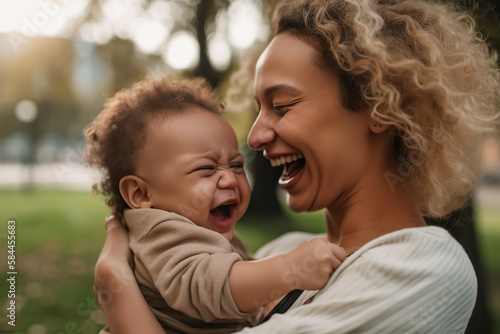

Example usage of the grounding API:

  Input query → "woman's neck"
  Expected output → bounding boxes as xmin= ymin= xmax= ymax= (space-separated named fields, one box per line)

xmin=325 ymin=176 xmax=426 ymax=255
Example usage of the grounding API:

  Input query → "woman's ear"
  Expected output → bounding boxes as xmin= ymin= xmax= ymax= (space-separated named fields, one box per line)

xmin=119 ymin=175 xmax=153 ymax=209
xmin=369 ymin=119 xmax=390 ymax=134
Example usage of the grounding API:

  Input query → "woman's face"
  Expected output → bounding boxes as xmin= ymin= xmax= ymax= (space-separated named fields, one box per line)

xmin=248 ymin=32 xmax=376 ymax=213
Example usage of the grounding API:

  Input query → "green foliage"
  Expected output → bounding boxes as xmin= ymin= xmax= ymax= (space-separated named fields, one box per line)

xmin=476 ymin=207 xmax=500 ymax=271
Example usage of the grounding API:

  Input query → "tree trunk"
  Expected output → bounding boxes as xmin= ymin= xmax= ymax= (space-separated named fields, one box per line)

xmin=244 ymin=150 xmax=285 ymax=219
xmin=193 ymin=0 xmax=222 ymax=87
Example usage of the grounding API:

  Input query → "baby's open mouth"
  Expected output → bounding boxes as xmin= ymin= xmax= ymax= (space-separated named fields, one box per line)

xmin=210 ymin=204 xmax=234 ymax=221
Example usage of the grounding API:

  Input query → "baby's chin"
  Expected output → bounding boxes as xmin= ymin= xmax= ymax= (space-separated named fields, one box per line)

xmin=211 ymin=222 xmax=236 ymax=242
xmin=219 ymin=229 xmax=235 ymax=242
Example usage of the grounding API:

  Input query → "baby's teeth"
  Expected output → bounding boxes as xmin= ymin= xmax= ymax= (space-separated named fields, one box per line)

xmin=280 ymin=156 xmax=286 ymax=165
xmin=286 ymin=156 xmax=292 ymax=163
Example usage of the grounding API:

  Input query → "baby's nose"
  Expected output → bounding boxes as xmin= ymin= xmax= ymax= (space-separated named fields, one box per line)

xmin=217 ymin=168 xmax=238 ymax=189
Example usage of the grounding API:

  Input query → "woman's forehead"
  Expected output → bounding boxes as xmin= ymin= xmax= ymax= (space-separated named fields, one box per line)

xmin=256 ymin=33 xmax=315 ymax=69
xmin=253 ymin=33 xmax=325 ymax=96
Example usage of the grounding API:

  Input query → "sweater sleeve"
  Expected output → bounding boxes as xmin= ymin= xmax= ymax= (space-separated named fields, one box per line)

xmin=236 ymin=227 xmax=477 ymax=334
xmin=130 ymin=214 xmax=250 ymax=323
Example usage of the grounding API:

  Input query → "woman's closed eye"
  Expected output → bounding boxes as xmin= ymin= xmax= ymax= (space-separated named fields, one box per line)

xmin=271 ymin=103 xmax=296 ymax=115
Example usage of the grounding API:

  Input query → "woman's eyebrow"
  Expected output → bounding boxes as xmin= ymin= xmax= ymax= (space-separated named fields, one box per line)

xmin=263 ymin=84 xmax=302 ymax=97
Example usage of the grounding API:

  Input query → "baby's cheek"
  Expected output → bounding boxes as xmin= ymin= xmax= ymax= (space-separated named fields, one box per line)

xmin=178 ymin=182 xmax=217 ymax=221
xmin=175 ymin=200 xmax=208 ymax=227
xmin=238 ymin=174 xmax=251 ymax=197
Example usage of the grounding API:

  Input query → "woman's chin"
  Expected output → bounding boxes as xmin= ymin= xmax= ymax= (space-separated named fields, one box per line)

xmin=285 ymin=194 xmax=312 ymax=213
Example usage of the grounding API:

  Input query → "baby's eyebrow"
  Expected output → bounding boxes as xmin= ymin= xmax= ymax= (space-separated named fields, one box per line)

xmin=182 ymin=153 xmax=213 ymax=164
xmin=230 ymin=153 xmax=244 ymax=161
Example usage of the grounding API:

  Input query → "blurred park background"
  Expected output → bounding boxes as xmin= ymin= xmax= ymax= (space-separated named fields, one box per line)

xmin=0 ymin=0 xmax=499 ymax=333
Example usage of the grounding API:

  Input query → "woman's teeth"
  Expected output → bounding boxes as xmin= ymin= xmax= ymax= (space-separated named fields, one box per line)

xmin=270 ymin=153 xmax=304 ymax=167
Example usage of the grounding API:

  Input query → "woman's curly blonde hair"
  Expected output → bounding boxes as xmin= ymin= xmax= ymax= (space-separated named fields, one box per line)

xmin=236 ymin=0 xmax=499 ymax=218
xmin=83 ymin=77 xmax=223 ymax=216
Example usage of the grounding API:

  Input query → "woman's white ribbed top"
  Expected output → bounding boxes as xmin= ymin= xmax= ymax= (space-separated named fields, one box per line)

xmin=237 ymin=226 xmax=477 ymax=334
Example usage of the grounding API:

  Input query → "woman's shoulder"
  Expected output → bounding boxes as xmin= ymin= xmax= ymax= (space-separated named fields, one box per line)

xmin=362 ymin=225 xmax=457 ymax=250
xmin=344 ymin=225 xmax=476 ymax=282
xmin=310 ymin=226 xmax=477 ymax=333
xmin=254 ymin=231 xmax=326 ymax=259
xmin=355 ymin=225 xmax=470 ymax=264
xmin=255 ymin=225 xmax=464 ymax=262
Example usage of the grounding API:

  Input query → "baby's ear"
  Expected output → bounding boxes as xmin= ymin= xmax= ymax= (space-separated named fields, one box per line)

xmin=119 ymin=175 xmax=152 ymax=209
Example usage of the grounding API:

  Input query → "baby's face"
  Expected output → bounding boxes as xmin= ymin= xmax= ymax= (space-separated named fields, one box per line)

xmin=135 ymin=106 xmax=250 ymax=241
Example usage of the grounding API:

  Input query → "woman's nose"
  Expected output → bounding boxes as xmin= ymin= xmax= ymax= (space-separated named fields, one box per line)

xmin=247 ymin=112 xmax=276 ymax=151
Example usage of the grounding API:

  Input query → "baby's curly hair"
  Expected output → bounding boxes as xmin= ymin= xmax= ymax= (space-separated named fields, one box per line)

xmin=257 ymin=0 xmax=499 ymax=218
xmin=83 ymin=77 xmax=223 ymax=216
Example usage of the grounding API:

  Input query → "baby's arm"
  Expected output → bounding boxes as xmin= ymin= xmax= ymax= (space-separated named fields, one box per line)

xmin=229 ymin=237 xmax=346 ymax=312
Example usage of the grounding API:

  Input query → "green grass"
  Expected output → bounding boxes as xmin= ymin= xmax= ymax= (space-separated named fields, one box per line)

xmin=0 ymin=188 xmax=498 ymax=333
xmin=0 ymin=189 xmax=109 ymax=333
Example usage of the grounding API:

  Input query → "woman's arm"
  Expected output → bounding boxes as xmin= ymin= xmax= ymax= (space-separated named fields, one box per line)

xmin=94 ymin=215 xmax=164 ymax=334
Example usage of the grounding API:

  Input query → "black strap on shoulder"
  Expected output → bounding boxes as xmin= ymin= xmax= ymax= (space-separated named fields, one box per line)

xmin=261 ymin=289 xmax=304 ymax=323
xmin=260 ymin=252 xmax=354 ymax=323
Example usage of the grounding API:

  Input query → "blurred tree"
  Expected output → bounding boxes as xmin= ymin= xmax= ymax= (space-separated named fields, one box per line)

xmin=0 ymin=37 xmax=77 ymax=143
xmin=192 ymin=0 xmax=229 ymax=87
xmin=95 ymin=38 xmax=149 ymax=95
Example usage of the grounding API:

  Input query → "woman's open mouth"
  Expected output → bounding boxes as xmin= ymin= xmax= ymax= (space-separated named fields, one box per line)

xmin=269 ymin=153 xmax=305 ymax=187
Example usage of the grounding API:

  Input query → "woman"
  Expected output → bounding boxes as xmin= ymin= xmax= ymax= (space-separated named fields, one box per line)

xmin=93 ymin=0 xmax=499 ymax=332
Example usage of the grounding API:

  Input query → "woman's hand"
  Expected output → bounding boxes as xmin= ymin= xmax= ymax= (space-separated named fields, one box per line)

xmin=93 ymin=215 xmax=135 ymax=307
xmin=94 ymin=215 xmax=164 ymax=334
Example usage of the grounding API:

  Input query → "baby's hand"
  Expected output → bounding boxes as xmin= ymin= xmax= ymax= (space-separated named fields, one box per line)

xmin=282 ymin=238 xmax=346 ymax=291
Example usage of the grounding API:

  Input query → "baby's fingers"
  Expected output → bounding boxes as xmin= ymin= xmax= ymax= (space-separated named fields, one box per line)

xmin=330 ymin=244 xmax=347 ymax=261
xmin=311 ymin=239 xmax=345 ymax=260
xmin=313 ymin=242 xmax=346 ymax=270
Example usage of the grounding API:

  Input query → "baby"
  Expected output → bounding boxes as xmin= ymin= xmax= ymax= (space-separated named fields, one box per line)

xmin=84 ymin=77 xmax=345 ymax=333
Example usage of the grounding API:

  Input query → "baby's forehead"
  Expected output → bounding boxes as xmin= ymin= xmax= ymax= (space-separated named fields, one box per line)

xmin=140 ymin=107 xmax=240 ymax=159
xmin=147 ymin=104 xmax=224 ymax=125
xmin=142 ymin=106 xmax=219 ymax=136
